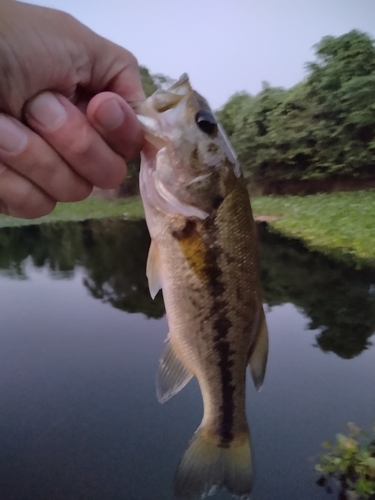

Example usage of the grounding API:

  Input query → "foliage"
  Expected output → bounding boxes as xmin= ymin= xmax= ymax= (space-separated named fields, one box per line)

xmin=219 ymin=30 xmax=375 ymax=186
xmin=216 ymin=92 xmax=253 ymax=137
xmin=0 ymin=219 xmax=165 ymax=319
xmin=151 ymin=72 xmax=176 ymax=90
xmin=316 ymin=423 xmax=375 ymax=499
xmin=139 ymin=66 xmax=158 ymax=97
xmin=82 ymin=219 xmax=165 ymax=318
xmin=258 ymin=223 xmax=375 ymax=359
xmin=251 ymin=190 xmax=375 ymax=265
xmin=139 ymin=66 xmax=176 ymax=97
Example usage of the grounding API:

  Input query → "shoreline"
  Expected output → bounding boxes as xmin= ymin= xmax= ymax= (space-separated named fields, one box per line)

xmin=1 ymin=192 xmax=374 ymax=268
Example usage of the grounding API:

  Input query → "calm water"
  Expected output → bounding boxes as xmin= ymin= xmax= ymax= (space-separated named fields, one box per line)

xmin=0 ymin=219 xmax=375 ymax=500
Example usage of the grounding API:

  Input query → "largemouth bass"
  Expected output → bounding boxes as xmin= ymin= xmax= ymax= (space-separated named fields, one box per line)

xmin=135 ymin=74 xmax=268 ymax=500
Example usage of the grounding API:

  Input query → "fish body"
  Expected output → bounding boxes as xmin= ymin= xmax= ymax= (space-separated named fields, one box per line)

xmin=135 ymin=75 xmax=268 ymax=500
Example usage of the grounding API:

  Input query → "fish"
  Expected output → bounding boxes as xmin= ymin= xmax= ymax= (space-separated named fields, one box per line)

xmin=134 ymin=74 xmax=268 ymax=500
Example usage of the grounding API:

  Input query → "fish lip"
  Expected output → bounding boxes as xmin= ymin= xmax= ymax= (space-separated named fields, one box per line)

xmin=135 ymin=114 xmax=155 ymax=128
xmin=136 ymin=115 xmax=168 ymax=151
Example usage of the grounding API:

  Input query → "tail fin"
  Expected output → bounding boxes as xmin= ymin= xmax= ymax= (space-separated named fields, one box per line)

xmin=174 ymin=427 xmax=252 ymax=500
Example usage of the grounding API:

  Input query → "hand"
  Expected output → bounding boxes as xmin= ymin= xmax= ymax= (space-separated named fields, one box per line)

xmin=0 ymin=0 xmax=145 ymax=218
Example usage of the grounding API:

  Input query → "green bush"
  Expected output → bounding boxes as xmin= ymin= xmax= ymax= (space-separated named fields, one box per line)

xmin=316 ymin=423 xmax=375 ymax=499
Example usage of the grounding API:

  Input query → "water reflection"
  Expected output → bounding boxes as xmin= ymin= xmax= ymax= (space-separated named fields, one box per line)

xmin=258 ymin=224 xmax=375 ymax=359
xmin=1 ymin=219 xmax=374 ymax=357
xmin=1 ymin=219 xmax=375 ymax=500
xmin=0 ymin=220 xmax=164 ymax=319
xmin=81 ymin=219 xmax=164 ymax=318
xmin=0 ymin=223 xmax=83 ymax=279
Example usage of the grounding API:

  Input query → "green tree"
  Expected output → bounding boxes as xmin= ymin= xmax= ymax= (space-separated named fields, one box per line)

xmin=216 ymin=92 xmax=252 ymax=137
xmin=304 ymin=30 xmax=375 ymax=181
xmin=219 ymin=30 xmax=375 ymax=189
xmin=306 ymin=30 xmax=375 ymax=90
xmin=139 ymin=65 xmax=158 ymax=97
xmin=227 ymin=86 xmax=288 ymax=181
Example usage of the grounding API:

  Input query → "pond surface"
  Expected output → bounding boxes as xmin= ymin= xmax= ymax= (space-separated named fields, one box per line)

xmin=0 ymin=219 xmax=375 ymax=500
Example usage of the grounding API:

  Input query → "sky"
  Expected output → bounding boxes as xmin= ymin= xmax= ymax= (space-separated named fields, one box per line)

xmin=27 ymin=0 xmax=375 ymax=109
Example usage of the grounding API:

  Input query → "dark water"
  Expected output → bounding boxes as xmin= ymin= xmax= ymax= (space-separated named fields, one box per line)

xmin=0 ymin=219 xmax=375 ymax=500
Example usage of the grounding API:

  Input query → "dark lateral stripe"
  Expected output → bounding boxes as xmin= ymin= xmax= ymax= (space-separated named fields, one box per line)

xmin=205 ymin=239 xmax=235 ymax=445
xmin=174 ymin=218 xmax=236 ymax=444
xmin=213 ymin=314 xmax=235 ymax=445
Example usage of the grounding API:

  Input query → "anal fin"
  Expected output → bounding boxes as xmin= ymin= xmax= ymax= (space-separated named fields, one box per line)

xmin=249 ymin=308 xmax=269 ymax=391
xmin=157 ymin=341 xmax=193 ymax=403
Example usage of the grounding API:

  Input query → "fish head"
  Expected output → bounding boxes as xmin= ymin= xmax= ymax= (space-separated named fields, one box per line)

xmin=135 ymin=74 xmax=242 ymax=219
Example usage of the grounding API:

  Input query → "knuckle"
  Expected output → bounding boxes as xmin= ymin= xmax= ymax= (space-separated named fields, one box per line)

xmin=56 ymin=10 xmax=75 ymax=23
xmin=58 ymin=181 xmax=93 ymax=202
xmin=12 ymin=190 xmax=55 ymax=219
xmin=127 ymin=52 xmax=139 ymax=69
xmin=120 ymin=48 xmax=138 ymax=70
xmin=0 ymin=168 xmax=56 ymax=219
xmin=12 ymin=182 xmax=35 ymax=212
xmin=33 ymin=158 xmax=93 ymax=203
xmin=26 ymin=200 xmax=56 ymax=219
xmin=68 ymin=124 xmax=94 ymax=156
xmin=95 ymin=157 xmax=127 ymax=189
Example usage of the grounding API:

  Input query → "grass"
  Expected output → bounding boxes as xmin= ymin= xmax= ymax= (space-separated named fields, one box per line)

xmin=0 ymin=196 xmax=144 ymax=228
xmin=251 ymin=190 xmax=375 ymax=266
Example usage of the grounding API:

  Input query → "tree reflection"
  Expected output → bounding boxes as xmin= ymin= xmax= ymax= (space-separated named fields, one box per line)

xmin=0 ymin=219 xmax=164 ymax=319
xmin=81 ymin=219 xmax=164 ymax=318
xmin=258 ymin=223 xmax=375 ymax=358
xmin=0 ymin=223 xmax=83 ymax=278
xmin=1 ymin=219 xmax=374 ymax=355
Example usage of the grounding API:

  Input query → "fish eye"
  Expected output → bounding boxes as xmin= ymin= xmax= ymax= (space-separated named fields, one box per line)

xmin=195 ymin=110 xmax=218 ymax=135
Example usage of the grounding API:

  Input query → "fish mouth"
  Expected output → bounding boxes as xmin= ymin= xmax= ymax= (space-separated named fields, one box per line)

xmin=166 ymin=73 xmax=191 ymax=95
xmin=136 ymin=115 xmax=167 ymax=151
xmin=131 ymin=73 xmax=201 ymax=151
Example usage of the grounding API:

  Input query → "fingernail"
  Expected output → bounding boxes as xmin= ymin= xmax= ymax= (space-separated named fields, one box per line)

xmin=95 ymin=98 xmax=125 ymax=130
xmin=27 ymin=92 xmax=67 ymax=131
xmin=0 ymin=164 xmax=7 ymax=174
xmin=0 ymin=115 xmax=28 ymax=153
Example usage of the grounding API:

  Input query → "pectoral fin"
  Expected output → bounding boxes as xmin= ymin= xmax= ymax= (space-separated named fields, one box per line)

xmin=146 ymin=239 xmax=162 ymax=299
xmin=248 ymin=309 xmax=268 ymax=391
xmin=156 ymin=341 xmax=193 ymax=403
